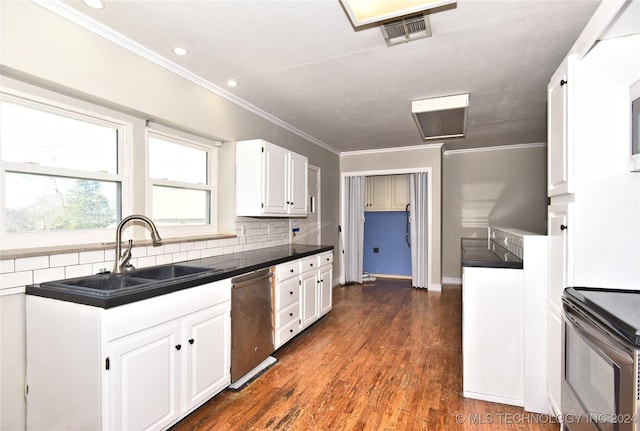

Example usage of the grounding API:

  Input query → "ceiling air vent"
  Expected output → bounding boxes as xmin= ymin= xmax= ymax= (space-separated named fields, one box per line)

xmin=381 ymin=14 xmax=431 ymax=46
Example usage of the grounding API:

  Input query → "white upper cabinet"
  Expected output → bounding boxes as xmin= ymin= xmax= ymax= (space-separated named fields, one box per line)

xmin=236 ymin=139 xmax=308 ymax=217
xmin=365 ymin=175 xmax=410 ymax=211
xmin=547 ymin=54 xmax=575 ymax=197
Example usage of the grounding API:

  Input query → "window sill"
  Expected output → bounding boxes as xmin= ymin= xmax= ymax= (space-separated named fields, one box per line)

xmin=0 ymin=233 xmax=237 ymax=260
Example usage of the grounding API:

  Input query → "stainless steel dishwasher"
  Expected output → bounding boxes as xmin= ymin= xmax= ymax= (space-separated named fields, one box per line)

xmin=230 ymin=268 xmax=276 ymax=388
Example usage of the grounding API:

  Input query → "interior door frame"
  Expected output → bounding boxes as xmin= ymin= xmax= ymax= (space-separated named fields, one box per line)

xmin=340 ymin=167 xmax=433 ymax=289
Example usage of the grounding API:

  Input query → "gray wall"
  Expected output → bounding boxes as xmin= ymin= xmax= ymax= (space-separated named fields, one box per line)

xmin=442 ymin=144 xmax=548 ymax=281
xmin=340 ymin=145 xmax=443 ymax=289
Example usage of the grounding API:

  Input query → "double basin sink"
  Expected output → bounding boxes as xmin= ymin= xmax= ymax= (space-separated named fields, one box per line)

xmin=30 ymin=264 xmax=225 ymax=308
xmin=64 ymin=265 xmax=215 ymax=291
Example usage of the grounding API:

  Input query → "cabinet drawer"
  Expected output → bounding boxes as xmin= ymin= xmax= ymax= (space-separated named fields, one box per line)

xmin=317 ymin=252 xmax=333 ymax=267
xmin=276 ymin=261 xmax=300 ymax=281
xmin=299 ymin=256 xmax=317 ymax=273
xmin=275 ymin=278 xmax=299 ymax=309
xmin=275 ymin=301 xmax=299 ymax=328
xmin=276 ymin=318 xmax=300 ymax=348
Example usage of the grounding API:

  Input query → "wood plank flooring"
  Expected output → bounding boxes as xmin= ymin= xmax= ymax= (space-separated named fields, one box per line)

xmin=172 ymin=278 xmax=559 ymax=431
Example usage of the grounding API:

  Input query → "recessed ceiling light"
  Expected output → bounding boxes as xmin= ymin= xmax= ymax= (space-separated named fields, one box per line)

xmin=172 ymin=47 xmax=189 ymax=56
xmin=226 ymin=80 xmax=239 ymax=88
xmin=83 ymin=0 xmax=104 ymax=9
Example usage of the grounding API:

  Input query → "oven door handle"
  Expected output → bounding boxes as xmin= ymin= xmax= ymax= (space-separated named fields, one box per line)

xmin=564 ymin=304 xmax=634 ymax=366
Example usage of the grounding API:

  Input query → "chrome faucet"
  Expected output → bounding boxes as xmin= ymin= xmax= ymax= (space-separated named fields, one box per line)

xmin=113 ymin=215 xmax=162 ymax=274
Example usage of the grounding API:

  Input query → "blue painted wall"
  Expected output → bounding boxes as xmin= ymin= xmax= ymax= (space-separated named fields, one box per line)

xmin=363 ymin=211 xmax=411 ymax=276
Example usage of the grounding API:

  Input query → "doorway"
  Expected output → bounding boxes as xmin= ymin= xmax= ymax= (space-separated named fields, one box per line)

xmin=341 ymin=168 xmax=432 ymax=289
xmin=363 ymin=174 xmax=411 ymax=279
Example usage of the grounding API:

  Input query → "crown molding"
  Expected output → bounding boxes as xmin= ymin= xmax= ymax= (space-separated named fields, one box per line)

xmin=444 ymin=142 xmax=546 ymax=155
xmin=340 ymin=142 xmax=444 ymax=156
xmin=31 ymin=0 xmax=341 ymax=156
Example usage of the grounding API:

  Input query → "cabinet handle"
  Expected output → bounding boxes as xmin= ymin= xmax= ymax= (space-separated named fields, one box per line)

xmin=289 ymin=329 xmax=294 ymax=333
xmin=175 ymin=344 xmax=182 ymax=351
xmin=560 ymin=79 xmax=568 ymax=86
xmin=310 ymin=263 xmax=313 ymax=267
xmin=290 ymin=269 xmax=294 ymax=273
xmin=188 ymin=339 xmax=195 ymax=345
xmin=289 ymin=312 xmax=293 ymax=317
xmin=290 ymin=202 xmax=294 ymax=206
xmin=289 ymin=291 xmax=294 ymax=295
xmin=560 ymin=224 xmax=568 ymax=231
xmin=317 ymin=280 xmax=320 ymax=284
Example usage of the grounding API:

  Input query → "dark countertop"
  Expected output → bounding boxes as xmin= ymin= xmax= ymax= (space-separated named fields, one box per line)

xmin=461 ymin=238 xmax=523 ymax=269
xmin=26 ymin=244 xmax=334 ymax=309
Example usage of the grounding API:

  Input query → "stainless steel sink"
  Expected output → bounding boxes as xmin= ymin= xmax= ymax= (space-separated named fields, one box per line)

xmin=129 ymin=265 xmax=212 ymax=280
xmin=63 ymin=274 xmax=151 ymax=291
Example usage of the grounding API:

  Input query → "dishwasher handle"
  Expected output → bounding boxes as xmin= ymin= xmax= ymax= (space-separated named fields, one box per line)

xmin=231 ymin=269 xmax=273 ymax=289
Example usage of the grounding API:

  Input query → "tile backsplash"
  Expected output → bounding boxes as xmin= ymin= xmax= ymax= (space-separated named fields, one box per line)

xmin=0 ymin=218 xmax=290 ymax=295
xmin=489 ymin=227 xmax=525 ymax=259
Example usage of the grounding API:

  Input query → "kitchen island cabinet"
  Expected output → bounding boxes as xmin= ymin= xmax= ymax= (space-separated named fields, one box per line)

xmin=26 ymin=279 xmax=231 ymax=431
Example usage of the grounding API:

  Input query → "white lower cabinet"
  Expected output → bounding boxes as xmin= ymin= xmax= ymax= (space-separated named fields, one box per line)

xmin=273 ymin=251 xmax=333 ymax=348
xmin=318 ymin=264 xmax=333 ymax=316
xmin=300 ymin=257 xmax=319 ymax=329
xmin=26 ymin=279 xmax=231 ymax=431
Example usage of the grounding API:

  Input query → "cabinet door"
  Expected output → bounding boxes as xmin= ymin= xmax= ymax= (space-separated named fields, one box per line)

xmin=548 ymin=55 xmax=574 ymax=197
xmin=263 ymin=143 xmax=289 ymax=214
xmin=318 ymin=265 xmax=333 ymax=316
xmin=182 ymin=303 xmax=231 ymax=413
xmin=288 ymin=152 xmax=308 ymax=215
xmin=300 ymin=271 xmax=319 ymax=329
xmin=548 ymin=203 xmax=572 ymax=309
xmin=390 ymin=175 xmax=410 ymax=210
xmin=366 ymin=176 xmax=389 ymax=211
xmin=108 ymin=320 xmax=181 ymax=431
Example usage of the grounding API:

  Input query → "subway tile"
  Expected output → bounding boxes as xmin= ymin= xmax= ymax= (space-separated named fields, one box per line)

xmin=79 ymin=250 xmax=105 ymax=264
xmin=194 ymin=240 xmax=207 ymax=250
xmin=15 ymin=256 xmax=49 ymax=272
xmin=187 ymin=250 xmax=201 ymax=261
xmin=1 ymin=259 xmax=15 ymax=274
xmin=164 ymin=243 xmax=180 ymax=254
xmin=65 ymin=264 xmax=94 ymax=279
xmin=172 ymin=252 xmax=188 ymax=263
xmin=180 ymin=242 xmax=195 ymax=252
xmin=34 ymin=267 xmax=65 ymax=284
xmin=200 ymin=248 xmax=214 ymax=259
xmin=131 ymin=246 xmax=147 ymax=259
xmin=155 ymin=254 xmax=173 ymax=265
xmin=146 ymin=244 xmax=166 ymax=256
xmin=50 ymin=253 xmax=79 ymax=268
xmin=0 ymin=271 xmax=33 ymax=289
xmin=137 ymin=256 xmax=156 ymax=268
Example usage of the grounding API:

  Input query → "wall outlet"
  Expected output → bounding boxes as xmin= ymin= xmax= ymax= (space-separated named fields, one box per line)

xmin=373 ymin=247 xmax=379 ymax=253
xmin=267 ymin=224 xmax=272 ymax=235
xmin=240 ymin=225 xmax=247 ymax=237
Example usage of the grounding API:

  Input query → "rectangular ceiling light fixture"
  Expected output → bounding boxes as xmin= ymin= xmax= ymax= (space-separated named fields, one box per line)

xmin=340 ymin=0 xmax=456 ymax=27
xmin=412 ymin=94 xmax=469 ymax=140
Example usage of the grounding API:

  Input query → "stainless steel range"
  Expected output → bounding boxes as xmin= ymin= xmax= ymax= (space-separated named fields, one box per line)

xmin=562 ymin=287 xmax=640 ymax=431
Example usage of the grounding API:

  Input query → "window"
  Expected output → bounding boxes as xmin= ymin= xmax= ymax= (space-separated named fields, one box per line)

xmin=0 ymin=93 xmax=129 ymax=248
xmin=147 ymin=130 xmax=218 ymax=234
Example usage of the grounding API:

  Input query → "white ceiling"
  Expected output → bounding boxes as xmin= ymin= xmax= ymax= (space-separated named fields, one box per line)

xmin=62 ymin=0 xmax=600 ymax=153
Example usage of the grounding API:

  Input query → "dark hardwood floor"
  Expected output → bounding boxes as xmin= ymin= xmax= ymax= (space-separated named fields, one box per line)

xmin=172 ymin=278 xmax=559 ymax=431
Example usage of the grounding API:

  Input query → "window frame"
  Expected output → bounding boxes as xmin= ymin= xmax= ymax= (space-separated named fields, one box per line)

xmin=0 ymin=89 xmax=132 ymax=250
xmin=145 ymin=128 xmax=219 ymax=238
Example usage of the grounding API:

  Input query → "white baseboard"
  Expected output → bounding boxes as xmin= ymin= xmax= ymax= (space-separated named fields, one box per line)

xmin=442 ymin=277 xmax=462 ymax=285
